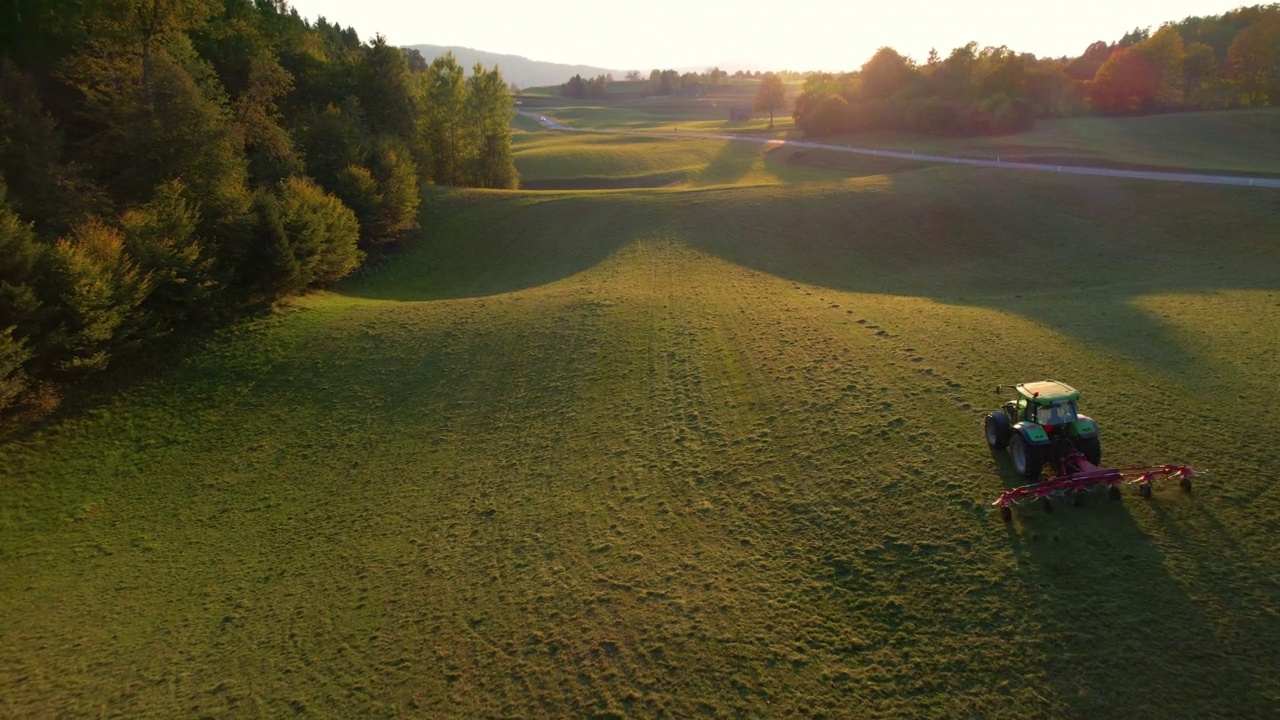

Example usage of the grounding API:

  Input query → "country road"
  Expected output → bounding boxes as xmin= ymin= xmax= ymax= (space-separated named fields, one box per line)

xmin=520 ymin=111 xmax=1280 ymax=189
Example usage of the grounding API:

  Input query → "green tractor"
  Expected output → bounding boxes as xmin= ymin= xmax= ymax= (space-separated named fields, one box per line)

xmin=984 ymin=380 xmax=1101 ymax=480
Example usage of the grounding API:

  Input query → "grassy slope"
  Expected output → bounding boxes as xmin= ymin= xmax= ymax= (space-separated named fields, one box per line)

xmin=512 ymin=114 xmax=924 ymax=189
xmin=2 ymin=122 xmax=1279 ymax=718
xmin=788 ymin=109 xmax=1280 ymax=176
xmin=535 ymin=101 xmax=1280 ymax=176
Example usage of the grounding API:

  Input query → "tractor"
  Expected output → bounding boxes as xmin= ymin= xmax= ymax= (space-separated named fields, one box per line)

xmin=984 ymin=380 xmax=1099 ymax=480
xmin=983 ymin=380 xmax=1193 ymax=520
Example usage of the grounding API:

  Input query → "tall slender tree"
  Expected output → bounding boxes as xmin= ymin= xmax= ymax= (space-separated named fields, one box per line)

xmin=467 ymin=64 xmax=518 ymax=189
xmin=424 ymin=53 xmax=468 ymax=186
xmin=753 ymin=72 xmax=786 ymax=128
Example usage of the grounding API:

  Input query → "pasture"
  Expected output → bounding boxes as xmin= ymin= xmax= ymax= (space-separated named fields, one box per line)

xmin=2 ymin=109 xmax=1278 ymax=718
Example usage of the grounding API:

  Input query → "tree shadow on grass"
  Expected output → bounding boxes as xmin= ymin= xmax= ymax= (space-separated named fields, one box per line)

xmin=689 ymin=138 xmax=768 ymax=186
xmin=343 ymin=189 xmax=665 ymax=302
xmin=673 ymin=167 xmax=1280 ymax=375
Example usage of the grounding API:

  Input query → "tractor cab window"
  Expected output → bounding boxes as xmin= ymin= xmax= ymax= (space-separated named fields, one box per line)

xmin=1035 ymin=401 xmax=1078 ymax=426
xmin=1016 ymin=397 xmax=1029 ymax=421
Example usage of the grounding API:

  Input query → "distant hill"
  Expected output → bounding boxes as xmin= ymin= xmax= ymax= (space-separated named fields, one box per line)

xmin=404 ymin=44 xmax=621 ymax=89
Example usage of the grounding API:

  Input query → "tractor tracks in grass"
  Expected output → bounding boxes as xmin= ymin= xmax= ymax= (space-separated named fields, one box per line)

xmin=790 ymin=285 xmax=983 ymax=422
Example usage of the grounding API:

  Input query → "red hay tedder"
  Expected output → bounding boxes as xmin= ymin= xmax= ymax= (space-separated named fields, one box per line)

xmin=984 ymin=380 xmax=1194 ymax=521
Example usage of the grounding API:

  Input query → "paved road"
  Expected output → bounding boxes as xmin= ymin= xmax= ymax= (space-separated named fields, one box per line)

xmin=520 ymin=111 xmax=1280 ymax=189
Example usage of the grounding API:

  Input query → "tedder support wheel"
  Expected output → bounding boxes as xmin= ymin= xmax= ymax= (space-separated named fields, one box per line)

xmin=1140 ymin=483 xmax=1152 ymax=499
xmin=985 ymin=413 xmax=1012 ymax=449
xmin=1009 ymin=433 xmax=1045 ymax=481
xmin=1041 ymin=497 xmax=1054 ymax=513
xmin=1000 ymin=505 xmax=1012 ymax=522
xmin=1072 ymin=490 xmax=1085 ymax=506
xmin=1180 ymin=477 xmax=1193 ymax=493
xmin=1108 ymin=485 xmax=1122 ymax=501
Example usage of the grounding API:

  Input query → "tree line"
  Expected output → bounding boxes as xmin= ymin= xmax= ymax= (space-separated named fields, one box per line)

xmin=562 ymin=68 xmax=735 ymax=99
xmin=793 ymin=3 xmax=1280 ymax=137
xmin=0 ymin=0 xmax=518 ymax=418
xmin=642 ymin=68 xmax=729 ymax=97
xmin=561 ymin=73 xmax=613 ymax=99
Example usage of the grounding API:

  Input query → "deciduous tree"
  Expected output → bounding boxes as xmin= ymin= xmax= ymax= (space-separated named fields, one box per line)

xmin=1227 ymin=12 xmax=1280 ymax=105
xmin=753 ymin=72 xmax=786 ymax=128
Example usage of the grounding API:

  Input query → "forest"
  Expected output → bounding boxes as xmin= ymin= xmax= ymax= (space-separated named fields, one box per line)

xmin=0 ymin=0 xmax=518 ymax=419
xmin=792 ymin=4 xmax=1280 ymax=136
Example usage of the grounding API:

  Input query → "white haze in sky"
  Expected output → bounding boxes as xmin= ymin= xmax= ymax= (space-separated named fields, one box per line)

xmin=286 ymin=0 xmax=1253 ymax=72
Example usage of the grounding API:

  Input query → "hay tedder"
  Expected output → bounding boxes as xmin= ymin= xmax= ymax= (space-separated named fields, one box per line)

xmin=985 ymin=380 xmax=1193 ymax=521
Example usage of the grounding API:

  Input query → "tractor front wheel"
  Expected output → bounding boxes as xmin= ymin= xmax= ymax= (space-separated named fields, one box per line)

xmin=985 ymin=412 xmax=1012 ymax=449
xmin=1010 ymin=433 xmax=1045 ymax=480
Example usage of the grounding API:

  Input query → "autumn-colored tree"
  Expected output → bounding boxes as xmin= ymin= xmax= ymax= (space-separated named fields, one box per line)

xmin=1088 ymin=47 xmax=1157 ymax=113
xmin=753 ymin=73 xmax=786 ymax=128
xmin=1227 ymin=12 xmax=1280 ymax=105
xmin=0 ymin=180 xmax=41 ymax=408
xmin=1182 ymin=41 xmax=1220 ymax=107
xmin=858 ymin=48 xmax=919 ymax=101
xmin=43 ymin=219 xmax=154 ymax=373
xmin=1133 ymin=26 xmax=1189 ymax=109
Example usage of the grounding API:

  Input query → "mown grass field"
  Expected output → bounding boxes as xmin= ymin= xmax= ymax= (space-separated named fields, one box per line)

xmin=539 ymin=102 xmax=795 ymax=135
xmin=762 ymin=108 xmax=1280 ymax=176
xmin=2 ymin=111 xmax=1279 ymax=718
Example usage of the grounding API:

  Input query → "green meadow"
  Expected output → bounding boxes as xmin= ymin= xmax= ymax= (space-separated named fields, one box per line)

xmin=2 ymin=107 xmax=1279 ymax=718
xmin=770 ymin=107 xmax=1280 ymax=176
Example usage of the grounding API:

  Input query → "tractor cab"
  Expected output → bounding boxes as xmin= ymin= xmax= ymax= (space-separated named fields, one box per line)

xmin=1010 ymin=380 xmax=1080 ymax=429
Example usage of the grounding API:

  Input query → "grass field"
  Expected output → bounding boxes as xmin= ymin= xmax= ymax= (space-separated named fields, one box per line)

xmin=538 ymin=102 xmax=795 ymax=135
xmin=510 ymin=131 xmax=898 ymax=189
xmin=2 ymin=114 xmax=1279 ymax=718
xmin=696 ymin=105 xmax=1280 ymax=176
xmin=810 ymin=109 xmax=1280 ymax=176
xmin=525 ymin=100 xmax=1280 ymax=177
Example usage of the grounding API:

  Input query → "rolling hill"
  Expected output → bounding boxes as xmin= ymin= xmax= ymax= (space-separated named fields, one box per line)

xmin=404 ymin=43 xmax=621 ymax=89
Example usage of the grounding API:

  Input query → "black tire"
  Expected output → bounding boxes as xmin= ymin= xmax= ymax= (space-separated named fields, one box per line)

xmin=984 ymin=412 xmax=1012 ymax=449
xmin=999 ymin=505 xmax=1012 ymax=522
xmin=1009 ymin=433 xmax=1045 ymax=480
xmin=1108 ymin=485 xmax=1122 ymax=501
xmin=1075 ymin=436 xmax=1102 ymax=465
xmin=1041 ymin=497 xmax=1054 ymax=514
xmin=1140 ymin=483 xmax=1152 ymax=499
xmin=1071 ymin=489 xmax=1085 ymax=507
xmin=1180 ymin=476 xmax=1193 ymax=493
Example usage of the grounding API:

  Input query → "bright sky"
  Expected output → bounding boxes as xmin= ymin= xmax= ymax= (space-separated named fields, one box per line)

xmin=286 ymin=0 xmax=1254 ymax=72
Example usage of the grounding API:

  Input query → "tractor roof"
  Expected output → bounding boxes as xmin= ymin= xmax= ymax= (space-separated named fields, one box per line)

xmin=1016 ymin=380 xmax=1080 ymax=404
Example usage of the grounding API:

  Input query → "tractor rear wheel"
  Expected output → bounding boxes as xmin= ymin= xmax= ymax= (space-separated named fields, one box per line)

xmin=1075 ymin=436 xmax=1102 ymax=465
xmin=1009 ymin=433 xmax=1045 ymax=480
xmin=985 ymin=413 xmax=1012 ymax=449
